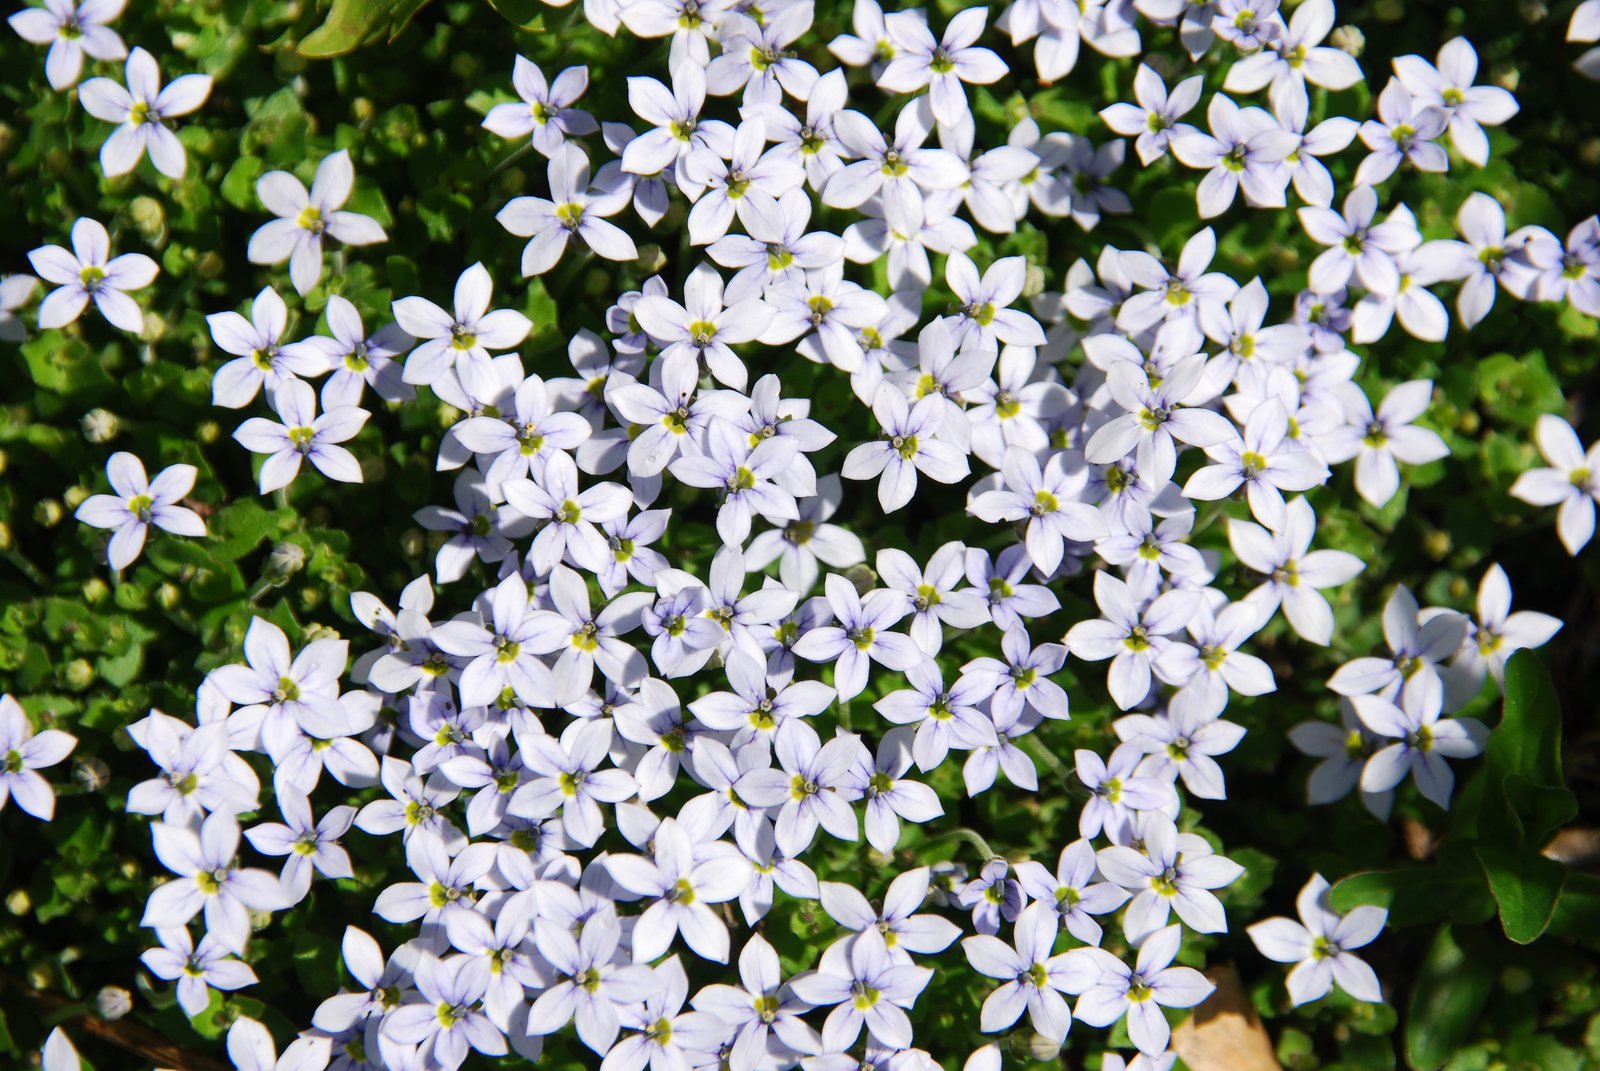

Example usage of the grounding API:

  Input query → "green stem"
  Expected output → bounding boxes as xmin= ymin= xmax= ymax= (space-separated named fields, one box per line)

xmin=1189 ymin=499 xmax=1229 ymax=538
xmin=1020 ymin=734 xmax=1074 ymax=790
xmin=4 ymin=549 xmax=49 ymax=588
xmin=933 ymin=826 xmax=1000 ymax=861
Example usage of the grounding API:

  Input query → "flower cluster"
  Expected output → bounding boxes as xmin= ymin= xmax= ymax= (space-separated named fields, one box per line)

xmin=7 ymin=0 xmax=1593 ymax=1067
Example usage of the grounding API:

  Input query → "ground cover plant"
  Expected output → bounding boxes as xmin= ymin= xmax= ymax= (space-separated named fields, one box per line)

xmin=2 ymin=0 xmax=1600 ymax=1068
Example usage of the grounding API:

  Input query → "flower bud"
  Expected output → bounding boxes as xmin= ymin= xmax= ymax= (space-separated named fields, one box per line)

xmin=138 ymin=308 xmax=167 ymax=344
xmin=83 ymin=577 xmax=110 ymax=605
xmin=81 ymin=408 xmax=120 ymax=443
xmin=157 ymin=582 xmax=181 ymax=610
xmin=195 ymin=251 xmax=226 ymax=280
xmin=1022 ymin=262 xmax=1046 ymax=300
xmin=400 ymin=528 xmax=426 ymax=558
xmin=96 ymin=986 xmax=134 ymax=1020
xmin=1423 ymin=530 xmax=1450 ymax=560
xmin=75 ymin=756 xmax=111 ymax=793
xmin=34 ymin=499 xmax=64 ymax=527
xmin=1330 ymin=25 xmax=1365 ymax=53
xmin=635 ymin=244 xmax=668 ymax=274
xmin=197 ymin=420 xmax=221 ymax=445
xmin=301 ymin=586 xmax=327 ymax=612
xmin=843 ymin=563 xmax=877 ymax=596
xmin=128 ymin=196 xmax=167 ymax=244
xmin=0 ymin=521 xmax=12 ymax=552
xmin=352 ymin=97 xmax=376 ymax=122
xmin=64 ymin=659 xmax=94 ymax=690
xmin=1027 ymin=1034 xmax=1062 ymax=1062
xmin=0 ymin=449 xmax=8 ymax=476
xmin=6 ymin=889 xmax=29 ymax=915
xmin=267 ymin=541 xmax=307 ymax=578
xmin=63 ymin=485 xmax=90 ymax=509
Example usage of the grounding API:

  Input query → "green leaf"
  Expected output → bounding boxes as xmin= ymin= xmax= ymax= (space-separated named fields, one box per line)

xmin=220 ymin=156 xmax=265 ymax=211
xmin=19 ymin=333 xmax=114 ymax=396
xmin=1475 ymin=843 xmax=1566 ymax=944
xmin=1329 ymin=845 xmax=1495 ymax=928
xmin=209 ymin=500 xmax=291 ymax=562
xmin=299 ymin=0 xmax=399 ymax=57
xmin=1405 ymin=925 xmax=1497 ymax=1071
xmin=1490 ymin=650 xmax=1564 ymax=789
xmin=485 ymin=0 xmax=547 ymax=27
xmin=1547 ymin=871 xmax=1600 ymax=945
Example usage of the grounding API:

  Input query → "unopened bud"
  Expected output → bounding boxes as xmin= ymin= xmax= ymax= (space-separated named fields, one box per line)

xmin=1021 ymin=262 xmax=1046 ymax=300
xmin=138 ymin=309 xmax=167 ymax=344
xmin=128 ymin=196 xmax=166 ymax=243
xmin=635 ymin=244 xmax=668 ymax=274
xmin=267 ymin=541 xmax=307 ymax=578
xmin=0 ymin=521 xmax=12 ymax=552
xmin=97 ymin=986 xmax=134 ymax=1020
xmin=81 ymin=408 xmax=120 ymax=443
xmin=6 ymin=889 xmax=30 ymax=916
xmin=63 ymin=484 xmax=90 ymax=509
xmin=197 ymin=420 xmax=221 ymax=445
xmin=75 ymin=757 xmax=111 ymax=793
xmin=157 ymin=582 xmax=181 ymax=610
xmin=843 ymin=563 xmax=877 ymax=596
xmin=64 ymin=659 xmax=94 ymax=690
xmin=1329 ymin=24 xmax=1364 ymax=54
xmin=1423 ymin=530 xmax=1451 ymax=560
xmin=195 ymin=252 xmax=226 ymax=280
xmin=34 ymin=499 xmax=64 ymax=526
xmin=1027 ymin=1034 xmax=1062 ymax=1062
xmin=83 ymin=577 xmax=110 ymax=605
xmin=303 ymin=623 xmax=340 ymax=643
xmin=352 ymin=97 xmax=376 ymax=122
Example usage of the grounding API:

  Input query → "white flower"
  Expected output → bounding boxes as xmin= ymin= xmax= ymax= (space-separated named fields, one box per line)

xmin=497 ymin=143 xmax=637 ymax=276
xmin=1452 ymin=564 xmax=1563 ymax=689
xmin=1393 ymin=37 xmax=1519 ymax=166
xmin=0 ymin=694 xmax=77 ymax=821
xmin=233 ymin=379 xmax=369 ymax=493
xmin=394 ymin=262 xmax=532 ymax=401
xmin=79 ymin=46 xmax=211 ymax=178
xmin=74 ymin=451 xmax=206 ymax=569
xmin=877 ymin=7 xmax=1008 ymax=127
xmin=41 ymin=1028 xmax=82 ymax=1071
xmin=27 ymin=217 xmax=156 ymax=332
xmin=482 ymin=57 xmax=598 ymax=156
xmin=1099 ymin=63 xmax=1204 ymax=166
xmin=140 ymin=928 xmax=259 ymax=1016
xmin=1351 ymin=674 xmax=1487 ymax=808
xmin=1248 ymin=873 xmax=1386 ymax=1005
xmin=1228 ymin=497 xmax=1363 ymax=645
xmin=1510 ymin=413 xmax=1600 ymax=554
xmin=0 ymin=274 xmax=38 ymax=341
xmin=1320 ymin=379 xmax=1449 ymax=507
xmin=1065 ymin=924 xmax=1216 ymax=1057
xmin=8 ymin=0 xmax=127 ymax=90
xmin=248 ymin=150 xmax=387 ymax=296
xmin=842 ymin=386 xmax=971 ymax=512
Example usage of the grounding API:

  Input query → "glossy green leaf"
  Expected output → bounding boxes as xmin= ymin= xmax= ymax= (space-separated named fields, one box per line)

xmin=1405 ymin=925 xmax=1498 ymax=1071
xmin=1476 ymin=843 xmax=1566 ymax=944
xmin=299 ymin=0 xmax=399 ymax=57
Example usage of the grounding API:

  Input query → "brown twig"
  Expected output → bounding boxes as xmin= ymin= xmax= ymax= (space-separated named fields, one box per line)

xmin=0 ymin=970 xmax=230 ymax=1071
